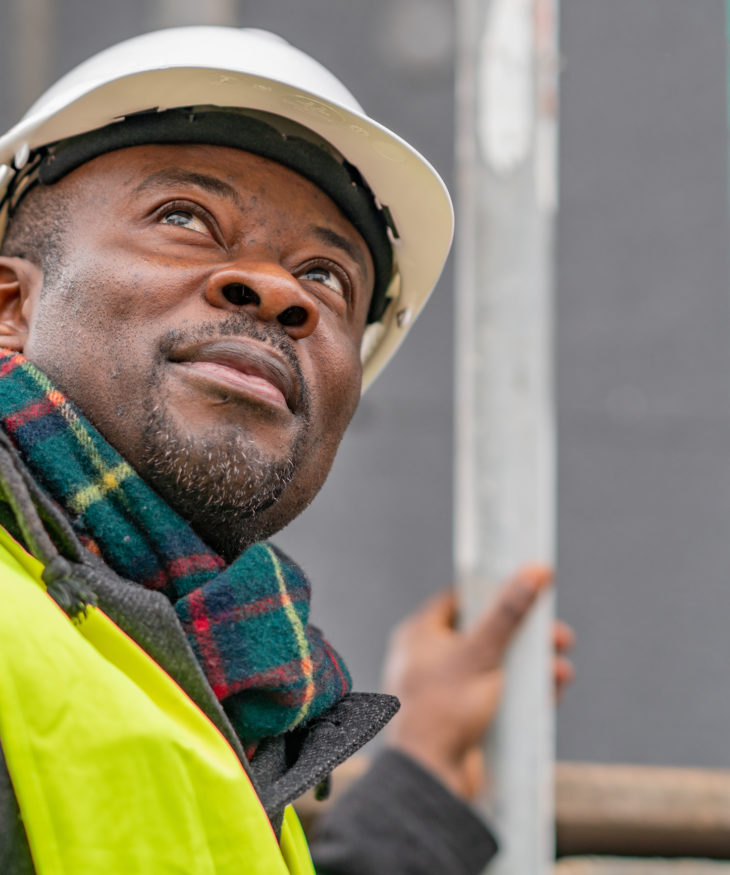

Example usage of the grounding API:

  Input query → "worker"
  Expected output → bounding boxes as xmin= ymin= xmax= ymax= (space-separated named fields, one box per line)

xmin=0 ymin=26 xmax=573 ymax=873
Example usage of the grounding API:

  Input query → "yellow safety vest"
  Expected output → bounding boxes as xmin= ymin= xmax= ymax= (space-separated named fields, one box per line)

xmin=0 ymin=526 xmax=315 ymax=874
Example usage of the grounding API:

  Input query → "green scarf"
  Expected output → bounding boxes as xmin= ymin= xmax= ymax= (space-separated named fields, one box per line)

xmin=0 ymin=350 xmax=351 ymax=744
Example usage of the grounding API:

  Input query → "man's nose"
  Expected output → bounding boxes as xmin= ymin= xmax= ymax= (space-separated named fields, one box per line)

xmin=205 ymin=261 xmax=319 ymax=340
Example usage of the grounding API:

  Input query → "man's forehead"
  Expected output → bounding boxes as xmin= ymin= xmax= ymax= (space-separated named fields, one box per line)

xmin=131 ymin=166 xmax=245 ymax=208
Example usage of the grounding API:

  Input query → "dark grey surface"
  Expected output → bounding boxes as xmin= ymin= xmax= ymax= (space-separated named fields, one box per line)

xmin=554 ymin=0 xmax=730 ymax=766
xmin=2 ymin=0 xmax=730 ymax=769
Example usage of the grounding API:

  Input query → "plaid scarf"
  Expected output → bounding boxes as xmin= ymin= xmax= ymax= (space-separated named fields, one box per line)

xmin=0 ymin=350 xmax=351 ymax=744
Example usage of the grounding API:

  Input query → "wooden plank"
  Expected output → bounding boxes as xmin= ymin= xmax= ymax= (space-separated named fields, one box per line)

xmin=556 ymin=860 xmax=730 ymax=874
xmin=556 ymin=762 xmax=730 ymax=858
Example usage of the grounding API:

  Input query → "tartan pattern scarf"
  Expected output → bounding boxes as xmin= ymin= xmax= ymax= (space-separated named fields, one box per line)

xmin=0 ymin=350 xmax=351 ymax=744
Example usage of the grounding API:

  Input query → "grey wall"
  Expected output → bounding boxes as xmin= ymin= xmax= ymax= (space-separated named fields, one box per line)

xmin=555 ymin=0 xmax=730 ymax=767
xmin=2 ymin=0 xmax=730 ymax=769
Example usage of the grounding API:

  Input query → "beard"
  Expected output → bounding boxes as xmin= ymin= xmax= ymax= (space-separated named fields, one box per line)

xmin=138 ymin=316 xmax=311 ymax=560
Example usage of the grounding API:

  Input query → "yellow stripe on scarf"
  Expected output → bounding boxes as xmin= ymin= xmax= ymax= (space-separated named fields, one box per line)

xmin=265 ymin=544 xmax=315 ymax=729
xmin=27 ymin=367 xmax=136 ymax=514
xmin=68 ymin=461 xmax=136 ymax=515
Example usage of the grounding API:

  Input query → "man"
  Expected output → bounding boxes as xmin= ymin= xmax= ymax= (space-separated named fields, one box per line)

xmin=0 ymin=26 xmax=572 ymax=874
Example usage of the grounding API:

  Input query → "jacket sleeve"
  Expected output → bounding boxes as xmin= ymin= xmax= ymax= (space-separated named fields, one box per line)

xmin=308 ymin=747 xmax=498 ymax=875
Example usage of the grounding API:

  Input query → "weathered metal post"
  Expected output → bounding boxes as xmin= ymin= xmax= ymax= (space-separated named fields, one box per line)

xmin=454 ymin=0 xmax=559 ymax=872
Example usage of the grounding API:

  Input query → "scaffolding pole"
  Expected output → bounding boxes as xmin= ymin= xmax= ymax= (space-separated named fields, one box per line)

xmin=454 ymin=1 xmax=559 ymax=873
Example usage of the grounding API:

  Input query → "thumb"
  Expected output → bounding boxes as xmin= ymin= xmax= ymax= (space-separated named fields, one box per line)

xmin=467 ymin=565 xmax=552 ymax=668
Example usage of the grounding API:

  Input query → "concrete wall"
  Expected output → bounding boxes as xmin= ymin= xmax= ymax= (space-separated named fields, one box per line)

xmin=2 ymin=0 xmax=729 ymax=769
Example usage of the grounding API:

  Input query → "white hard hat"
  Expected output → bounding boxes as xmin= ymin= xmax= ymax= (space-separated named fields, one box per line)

xmin=0 ymin=26 xmax=454 ymax=390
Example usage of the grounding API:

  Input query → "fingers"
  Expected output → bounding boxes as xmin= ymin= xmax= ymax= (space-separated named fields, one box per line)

xmin=554 ymin=654 xmax=575 ymax=703
xmin=468 ymin=564 xmax=553 ymax=667
xmin=553 ymin=619 xmax=575 ymax=653
xmin=552 ymin=619 xmax=575 ymax=702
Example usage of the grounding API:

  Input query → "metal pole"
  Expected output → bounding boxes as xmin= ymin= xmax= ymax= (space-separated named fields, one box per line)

xmin=454 ymin=0 xmax=559 ymax=872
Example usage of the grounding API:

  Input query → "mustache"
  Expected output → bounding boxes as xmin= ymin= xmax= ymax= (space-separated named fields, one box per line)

xmin=158 ymin=313 xmax=310 ymax=418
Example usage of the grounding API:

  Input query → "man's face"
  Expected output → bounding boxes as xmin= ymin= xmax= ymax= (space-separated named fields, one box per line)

xmin=18 ymin=144 xmax=374 ymax=556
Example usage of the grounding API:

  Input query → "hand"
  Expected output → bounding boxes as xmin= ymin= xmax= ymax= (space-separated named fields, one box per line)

xmin=381 ymin=566 xmax=574 ymax=801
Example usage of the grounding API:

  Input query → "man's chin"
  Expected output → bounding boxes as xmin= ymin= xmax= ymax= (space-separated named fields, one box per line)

xmin=137 ymin=402 xmax=305 ymax=558
xmin=142 ymin=447 xmax=297 ymax=560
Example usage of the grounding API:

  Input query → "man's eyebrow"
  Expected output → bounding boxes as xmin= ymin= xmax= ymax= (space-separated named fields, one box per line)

xmin=311 ymin=225 xmax=370 ymax=277
xmin=130 ymin=174 xmax=370 ymax=274
xmin=132 ymin=169 xmax=242 ymax=207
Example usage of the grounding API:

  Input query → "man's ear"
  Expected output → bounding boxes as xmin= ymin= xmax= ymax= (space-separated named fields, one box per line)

xmin=0 ymin=257 xmax=43 ymax=352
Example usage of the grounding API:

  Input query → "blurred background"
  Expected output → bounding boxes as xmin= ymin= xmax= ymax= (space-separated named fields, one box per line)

xmin=3 ymin=0 xmax=730 ymax=770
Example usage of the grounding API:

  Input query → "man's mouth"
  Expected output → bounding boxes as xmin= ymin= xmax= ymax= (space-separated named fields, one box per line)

xmin=168 ymin=338 xmax=299 ymax=412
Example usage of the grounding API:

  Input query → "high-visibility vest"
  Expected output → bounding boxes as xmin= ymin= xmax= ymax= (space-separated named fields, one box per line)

xmin=0 ymin=525 xmax=315 ymax=874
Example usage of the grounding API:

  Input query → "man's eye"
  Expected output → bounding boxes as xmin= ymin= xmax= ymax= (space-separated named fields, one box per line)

xmin=160 ymin=210 xmax=208 ymax=235
xmin=301 ymin=265 xmax=345 ymax=297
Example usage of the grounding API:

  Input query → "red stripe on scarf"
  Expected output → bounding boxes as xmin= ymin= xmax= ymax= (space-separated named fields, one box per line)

xmin=222 ymin=657 xmax=314 ymax=696
xmin=197 ymin=586 xmax=308 ymax=625
xmin=322 ymin=637 xmax=350 ymax=694
xmin=0 ymin=354 xmax=22 ymax=378
xmin=185 ymin=588 xmax=229 ymax=697
xmin=4 ymin=397 xmax=61 ymax=434
xmin=169 ymin=553 xmax=224 ymax=577
xmin=142 ymin=553 xmax=225 ymax=590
